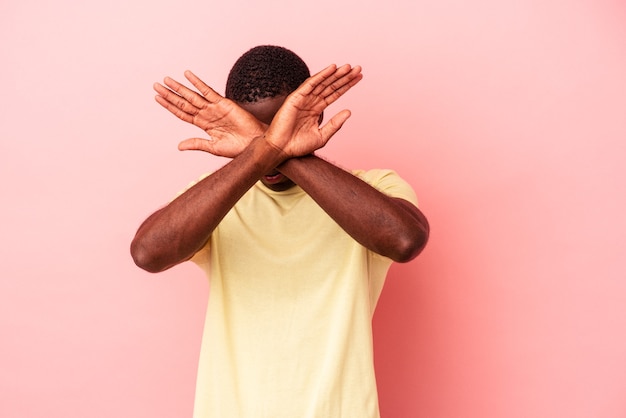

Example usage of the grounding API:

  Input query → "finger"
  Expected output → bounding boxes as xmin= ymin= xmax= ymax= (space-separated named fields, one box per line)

xmin=295 ymin=64 xmax=338 ymax=96
xmin=320 ymin=65 xmax=363 ymax=100
xmin=310 ymin=64 xmax=354 ymax=96
xmin=319 ymin=109 xmax=352 ymax=142
xmin=163 ymin=76 xmax=209 ymax=109
xmin=321 ymin=70 xmax=363 ymax=106
xmin=184 ymin=70 xmax=224 ymax=103
xmin=320 ymin=65 xmax=363 ymax=97
xmin=178 ymin=138 xmax=216 ymax=152
xmin=154 ymin=94 xmax=195 ymax=124
xmin=154 ymin=82 xmax=200 ymax=116
xmin=178 ymin=138 xmax=233 ymax=158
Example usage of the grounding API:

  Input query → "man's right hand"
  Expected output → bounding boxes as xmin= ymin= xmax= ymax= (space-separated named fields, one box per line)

xmin=133 ymin=63 xmax=364 ymax=273
xmin=263 ymin=64 xmax=363 ymax=159
xmin=154 ymin=70 xmax=266 ymax=158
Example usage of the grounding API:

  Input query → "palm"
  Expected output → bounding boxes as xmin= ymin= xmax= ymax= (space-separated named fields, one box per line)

xmin=265 ymin=64 xmax=363 ymax=158
xmin=154 ymin=71 xmax=264 ymax=157
xmin=177 ymin=97 xmax=264 ymax=158
xmin=269 ymin=102 xmax=327 ymax=157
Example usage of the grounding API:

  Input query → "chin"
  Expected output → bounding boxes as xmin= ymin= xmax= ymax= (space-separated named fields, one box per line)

xmin=261 ymin=177 xmax=296 ymax=192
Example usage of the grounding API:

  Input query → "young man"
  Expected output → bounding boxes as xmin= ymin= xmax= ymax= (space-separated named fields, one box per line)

xmin=131 ymin=46 xmax=429 ymax=418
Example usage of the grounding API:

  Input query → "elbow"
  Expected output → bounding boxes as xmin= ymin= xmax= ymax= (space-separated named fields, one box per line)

xmin=130 ymin=238 xmax=170 ymax=274
xmin=391 ymin=222 xmax=430 ymax=263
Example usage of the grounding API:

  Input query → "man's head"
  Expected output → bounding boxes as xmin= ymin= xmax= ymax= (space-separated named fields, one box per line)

xmin=225 ymin=45 xmax=310 ymax=104
xmin=226 ymin=46 xmax=312 ymax=191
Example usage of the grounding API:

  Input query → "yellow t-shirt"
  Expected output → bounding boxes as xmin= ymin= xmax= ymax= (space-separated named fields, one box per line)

xmin=189 ymin=169 xmax=418 ymax=418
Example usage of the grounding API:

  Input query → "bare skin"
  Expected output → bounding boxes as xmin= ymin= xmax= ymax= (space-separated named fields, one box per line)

xmin=131 ymin=65 xmax=429 ymax=273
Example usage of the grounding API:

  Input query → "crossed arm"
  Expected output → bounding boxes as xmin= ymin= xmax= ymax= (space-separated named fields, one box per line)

xmin=130 ymin=65 xmax=429 ymax=273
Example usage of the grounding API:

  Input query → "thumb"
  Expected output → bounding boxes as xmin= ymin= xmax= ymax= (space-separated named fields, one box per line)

xmin=319 ymin=109 xmax=351 ymax=142
xmin=178 ymin=137 xmax=216 ymax=152
xmin=178 ymin=137 xmax=233 ymax=158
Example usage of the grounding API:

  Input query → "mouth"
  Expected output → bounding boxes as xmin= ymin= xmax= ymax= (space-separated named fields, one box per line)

xmin=263 ymin=171 xmax=285 ymax=184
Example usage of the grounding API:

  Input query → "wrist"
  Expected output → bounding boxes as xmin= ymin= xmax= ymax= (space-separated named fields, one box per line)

xmin=249 ymin=135 xmax=289 ymax=171
xmin=250 ymin=122 xmax=268 ymax=141
xmin=277 ymin=153 xmax=317 ymax=174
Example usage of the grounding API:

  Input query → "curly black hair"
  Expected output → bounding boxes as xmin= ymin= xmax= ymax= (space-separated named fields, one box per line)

xmin=225 ymin=45 xmax=310 ymax=103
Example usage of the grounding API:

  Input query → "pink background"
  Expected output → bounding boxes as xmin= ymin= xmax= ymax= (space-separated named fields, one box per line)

xmin=2 ymin=0 xmax=626 ymax=417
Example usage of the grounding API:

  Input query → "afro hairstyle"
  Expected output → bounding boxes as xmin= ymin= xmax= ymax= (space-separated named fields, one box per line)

xmin=225 ymin=45 xmax=311 ymax=103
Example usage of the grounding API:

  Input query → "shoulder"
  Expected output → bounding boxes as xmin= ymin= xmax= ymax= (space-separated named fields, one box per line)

xmin=351 ymin=169 xmax=419 ymax=206
xmin=352 ymin=168 xmax=403 ymax=184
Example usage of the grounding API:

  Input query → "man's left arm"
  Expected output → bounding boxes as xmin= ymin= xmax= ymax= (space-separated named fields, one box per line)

xmin=278 ymin=154 xmax=429 ymax=262
xmin=153 ymin=69 xmax=429 ymax=261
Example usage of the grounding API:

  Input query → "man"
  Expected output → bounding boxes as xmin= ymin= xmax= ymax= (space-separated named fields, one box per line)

xmin=131 ymin=45 xmax=429 ymax=418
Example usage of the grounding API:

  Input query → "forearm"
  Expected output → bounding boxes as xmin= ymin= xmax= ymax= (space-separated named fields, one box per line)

xmin=277 ymin=155 xmax=429 ymax=262
xmin=131 ymin=136 xmax=285 ymax=272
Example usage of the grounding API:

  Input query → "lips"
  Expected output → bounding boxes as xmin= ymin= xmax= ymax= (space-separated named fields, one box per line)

xmin=263 ymin=172 xmax=284 ymax=183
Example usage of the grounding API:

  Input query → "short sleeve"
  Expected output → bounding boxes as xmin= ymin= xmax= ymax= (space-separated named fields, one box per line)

xmin=171 ymin=172 xmax=212 ymax=202
xmin=352 ymin=169 xmax=419 ymax=207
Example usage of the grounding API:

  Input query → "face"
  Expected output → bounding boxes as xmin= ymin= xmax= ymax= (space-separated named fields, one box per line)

xmin=239 ymin=95 xmax=297 ymax=192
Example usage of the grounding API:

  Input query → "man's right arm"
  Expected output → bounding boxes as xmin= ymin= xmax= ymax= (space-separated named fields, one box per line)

xmin=130 ymin=136 xmax=285 ymax=273
xmin=131 ymin=64 xmax=361 ymax=273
